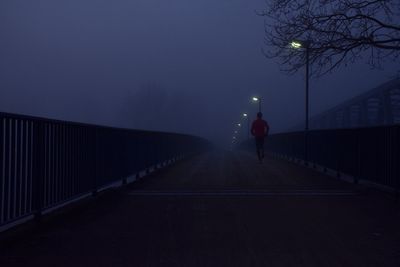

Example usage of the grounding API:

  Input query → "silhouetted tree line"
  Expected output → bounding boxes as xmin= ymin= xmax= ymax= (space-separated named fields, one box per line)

xmin=122 ymin=83 xmax=205 ymax=134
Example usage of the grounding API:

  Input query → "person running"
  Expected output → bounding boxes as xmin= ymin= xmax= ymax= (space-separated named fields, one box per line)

xmin=251 ymin=112 xmax=270 ymax=162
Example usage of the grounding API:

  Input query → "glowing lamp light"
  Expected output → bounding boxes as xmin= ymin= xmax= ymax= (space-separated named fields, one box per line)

xmin=290 ymin=41 xmax=302 ymax=49
xmin=237 ymin=123 xmax=241 ymax=127
xmin=243 ymin=113 xmax=248 ymax=117
xmin=252 ymin=97 xmax=259 ymax=102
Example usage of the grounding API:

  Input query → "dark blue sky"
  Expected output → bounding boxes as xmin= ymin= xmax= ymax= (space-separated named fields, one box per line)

xmin=0 ymin=0 xmax=398 ymax=144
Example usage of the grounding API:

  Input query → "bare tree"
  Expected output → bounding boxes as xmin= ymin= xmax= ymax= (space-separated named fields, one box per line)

xmin=259 ymin=0 xmax=400 ymax=76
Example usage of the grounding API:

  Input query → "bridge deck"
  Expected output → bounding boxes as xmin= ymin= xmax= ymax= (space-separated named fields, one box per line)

xmin=1 ymin=150 xmax=399 ymax=266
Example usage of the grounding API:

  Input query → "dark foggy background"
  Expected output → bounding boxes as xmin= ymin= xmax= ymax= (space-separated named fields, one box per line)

xmin=1 ymin=0 xmax=399 ymax=146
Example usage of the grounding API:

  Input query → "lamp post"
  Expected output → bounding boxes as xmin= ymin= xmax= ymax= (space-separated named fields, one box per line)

xmin=235 ymin=123 xmax=241 ymax=143
xmin=291 ymin=40 xmax=310 ymax=164
xmin=243 ymin=113 xmax=249 ymax=140
xmin=252 ymin=97 xmax=261 ymax=113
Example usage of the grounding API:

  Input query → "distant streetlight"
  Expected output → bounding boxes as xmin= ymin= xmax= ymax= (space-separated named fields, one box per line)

xmin=252 ymin=97 xmax=261 ymax=113
xmin=237 ymin=123 xmax=241 ymax=127
xmin=291 ymin=39 xmax=311 ymax=164
xmin=243 ymin=113 xmax=250 ymax=140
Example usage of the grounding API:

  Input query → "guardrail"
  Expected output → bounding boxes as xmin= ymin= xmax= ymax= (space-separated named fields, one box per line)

xmin=240 ymin=125 xmax=400 ymax=191
xmin=0 ymin=112 xmax=209 ymax=228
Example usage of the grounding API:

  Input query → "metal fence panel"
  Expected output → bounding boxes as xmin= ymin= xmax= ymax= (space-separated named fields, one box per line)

xmin=0 ymin=112 xmax=208 ymax=227
xmin=240 ymin=125 xmax=400 ymax=190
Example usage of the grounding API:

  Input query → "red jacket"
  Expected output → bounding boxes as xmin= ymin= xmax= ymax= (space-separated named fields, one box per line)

xmin=251 ymin=119 xmax=269 ymax=138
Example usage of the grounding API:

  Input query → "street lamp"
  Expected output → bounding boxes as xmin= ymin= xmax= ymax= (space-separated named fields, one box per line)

xmin=291 ymin=39 xmax=311 ymax=164
xmin=243 ymin=113 xmax=250 ymax=140
xmin=290 ymin=41 xmax=302 ymax=49
xmin=252 ymin=97 xmax=261 ymax=113
xmin=233 ymin=123 xmax=241 ymax=144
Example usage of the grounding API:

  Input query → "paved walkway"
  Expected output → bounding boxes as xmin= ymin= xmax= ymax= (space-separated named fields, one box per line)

xmin=1 ymin=150 xmax=400 ymax=266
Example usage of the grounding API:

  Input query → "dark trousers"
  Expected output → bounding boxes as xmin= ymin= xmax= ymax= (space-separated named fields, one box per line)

xmin=255 ymin=137 xmax=265 ymax=160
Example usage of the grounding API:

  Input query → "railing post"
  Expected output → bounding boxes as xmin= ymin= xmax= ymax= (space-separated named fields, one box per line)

xmin=354 ymin=129 xmax=360 ymax=184
xmin=395 ymin=126 xmax=399 ymax=200
xmin=92 ymin=128 xmax=98 ymax=197
xmin=33 ymin=121 xmax=45 ymax=221
xmin=304 ymin=130 xmax=308 ymax=166
xmin=336 ymin=131 xmax=341 ymax=178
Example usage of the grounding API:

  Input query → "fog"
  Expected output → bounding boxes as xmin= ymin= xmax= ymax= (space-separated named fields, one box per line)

xmin=1 ymin=0 xmax=399 ymax=145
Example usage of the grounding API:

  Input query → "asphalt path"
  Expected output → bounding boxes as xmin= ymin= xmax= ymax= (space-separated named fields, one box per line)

xmin=1 ymin=150 xmax=400 ymax=266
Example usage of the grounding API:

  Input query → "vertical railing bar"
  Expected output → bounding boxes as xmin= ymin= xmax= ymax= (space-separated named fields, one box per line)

xmin=55 ymin=124 xmax=59 ymax=203
xmin=395 ymin=126 xmax=400 ymax=199
xmin=92 ymin=128 xmax=97 ymax=196
xmin=44 ymin=123 xmax=48 ymax=207
xmin=66 ymin=125 xmax=70 ymax=199
xmin=21 ymin=120 xmax=27 ymax=216
xmin=67 ymin=125 xmax=71 ymax=198
xmin=44 ymin=122 xmax=47 ymax=206
xmin=61 ymin=124 xmax=65 ymax=201
xmin=74 ymin=126 xmax=78 ymax=195
xmin=57 ymin=124 xmax=62 ymax=202
xmin=26 ymin=122 xmax=32 ymax=214
xmin=55 ymin=124 xmax=59 ymax=204
xmin=33 ymin=120 xmax=45 ymax=220
xmin=51 ymin=123 xmax=55 ymax=206
xmin=7 ymin=119 xmax=13 ymax=222
xmin=47 ymin=123 xmax=51 ymax=207
xmin=3 ymin=119 xmax=9 ymax=222
xmin=0 ymin=118 xmax=4 ymax=224
xmin=354 ymin=129 xmax=360 ymax=184
xmin=28 ymin=121 xmax=33 ymax=213
xmin=72 ymin=125 xmax=75 ymax=196
xmin=11 ymin=119 xmax=17 ymax=220
xmin=22 ymin=120 xmax=28 ymax=214
xmin=17 ymin=120 xmax=23 ymax=218
xmin=79 ymin=127 xmax=84 ymax=194
xmin=58 ymin=124 xmax=62 ymax=202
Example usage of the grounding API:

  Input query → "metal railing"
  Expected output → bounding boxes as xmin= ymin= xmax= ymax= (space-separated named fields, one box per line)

xmin=0 ymin=112 xmax=208 ymax=228
xmin=240 ymin=125 xmax=400 ymax=190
